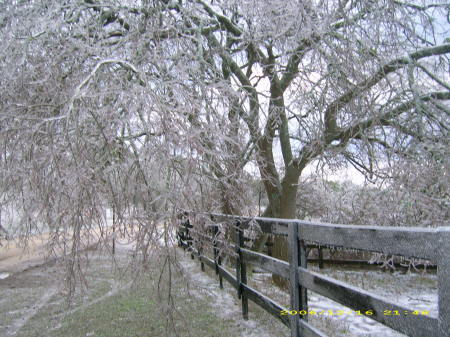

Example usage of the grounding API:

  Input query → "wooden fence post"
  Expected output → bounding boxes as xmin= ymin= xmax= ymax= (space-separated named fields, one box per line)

xmin=299 ymin=238 xmax=308 ymax=321
xmin=235 ymin=221 xmax=241 ymax=299
xmin=199 ymin=241 xmax=205 ymax=271
xmin=318 ymin=246 xmax=323 ymax=269
xmin=437 ymin=227 xmax=450 ymax=337
xmin=177 ymin=223 xmax=181 ymax=248
xmin=181 ymin=223 xmax=185 ymax=250
xmin=266 ymin=239 xmax=273 ymax=257
xmin=289 ymin=222 xmax=300 ymax=337
xmin=289 ymin=222 xmax=309 ymax=337
xmin=186 ymin=219 xmax=194 ymax=260
xmin=181 ymin=220 xmax=187 ymax=250
xmin=235 ymin=221 xmax=248 ymax=320
xmin=213 ymin=224 xmax=223 ymax=289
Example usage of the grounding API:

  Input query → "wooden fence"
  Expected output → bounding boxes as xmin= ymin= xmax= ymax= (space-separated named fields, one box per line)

xmin=177 ymin=211 xmax=449 ymax=337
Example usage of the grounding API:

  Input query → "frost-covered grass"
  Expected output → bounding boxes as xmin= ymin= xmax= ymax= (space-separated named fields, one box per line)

xmin=180 ymin=253 xmax=288 ymax=337
xmin=0 ymin=244 xmax=260 ymax=337
xmin=177 ymin=247 xmax=438 ymax=337
xmin=1 ymin=235 xmax=438 ymax=337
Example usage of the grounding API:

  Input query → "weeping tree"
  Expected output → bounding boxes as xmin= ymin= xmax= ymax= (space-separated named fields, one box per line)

xmin=1 ymin=0 xmax=449 ymax=289
xmin=0 ymin=0 xmax=202 ymax=297
xmin=132 ymin=0 xmax=449 ymax=284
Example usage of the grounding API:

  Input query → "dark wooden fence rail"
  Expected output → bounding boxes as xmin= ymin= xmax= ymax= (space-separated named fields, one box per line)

xmin=177 ymin=211 xmax=449 ymax=337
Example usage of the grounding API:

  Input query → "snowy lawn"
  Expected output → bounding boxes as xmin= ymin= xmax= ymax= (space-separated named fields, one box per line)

xmin=177 ymin=236 xmax=438 ymax=337
xmin=247 ymin=263 xmax=437 ymax=337
xmin=179 ymin=252 xmax=288 ymax=337
xmin=1 ymin=227 xmax=438 ymax=337
xmin=0 ymin=240 xmax=276 ymax=337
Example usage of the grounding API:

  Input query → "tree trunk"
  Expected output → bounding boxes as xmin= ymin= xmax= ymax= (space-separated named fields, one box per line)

xmin=249 ymin=164 xmax=301 ymax=287
xmin=271 ymin=166 xmax=300 ymax=287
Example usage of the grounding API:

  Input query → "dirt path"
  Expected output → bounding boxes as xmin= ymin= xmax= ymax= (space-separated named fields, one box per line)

xmin=0 ymin=234 xmax=52 ymax=274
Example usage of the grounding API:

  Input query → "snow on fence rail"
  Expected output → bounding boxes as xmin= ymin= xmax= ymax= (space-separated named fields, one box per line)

xmin=177 ymin=211 xmax=449 ymax=337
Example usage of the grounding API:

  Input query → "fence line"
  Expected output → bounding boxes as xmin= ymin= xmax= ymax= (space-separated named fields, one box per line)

xmin=177 ymin=211 xmax=449 ymax=337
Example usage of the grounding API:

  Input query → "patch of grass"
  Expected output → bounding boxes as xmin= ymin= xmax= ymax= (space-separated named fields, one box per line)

xmin=13 ymin=251 xmax=239 ymax=337
xmin=46 ymin=277 xmax=235 ymax=337
xmin=51 ymin=288 xmax=162 ymax=337
xmin=309 ymin=316 xmax=351 ymax=337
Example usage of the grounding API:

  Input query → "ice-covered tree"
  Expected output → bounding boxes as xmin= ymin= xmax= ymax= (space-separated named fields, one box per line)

xmin=0 ymin=0 xmax=448 ymax=287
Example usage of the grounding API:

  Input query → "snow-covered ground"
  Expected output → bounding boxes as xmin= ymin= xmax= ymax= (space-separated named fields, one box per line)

xmin=176 ymin=231 xmax=437 ymax=337
xmin=180 ymin=255 xmax=277 ymax=337
xmin=174 ymin=220 xmax=439 ymax=337
xmin=250 ymin=266 xmax=437 ymax=337
xmin=2 ymin=219 xmax=437 ymax=337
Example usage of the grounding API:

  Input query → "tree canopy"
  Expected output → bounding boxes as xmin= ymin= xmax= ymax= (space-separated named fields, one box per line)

xmin=0 ymin=0 xmax=449 ymax=287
